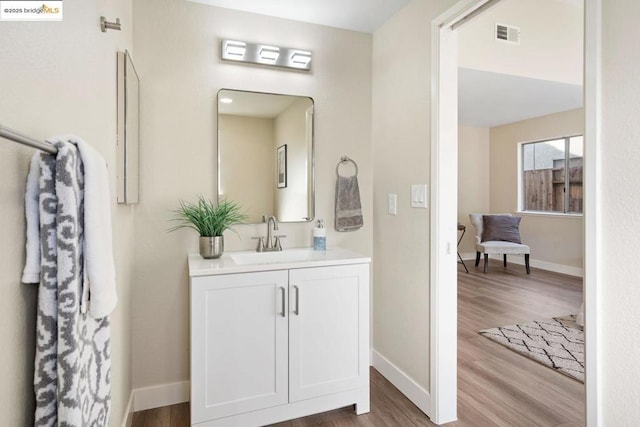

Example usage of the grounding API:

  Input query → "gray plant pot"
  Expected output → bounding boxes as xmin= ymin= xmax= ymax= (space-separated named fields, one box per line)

xmin=199 ymin=236 xmax=224 ymax=259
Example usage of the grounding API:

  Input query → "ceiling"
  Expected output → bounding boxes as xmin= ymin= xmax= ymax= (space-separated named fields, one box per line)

xmin=458 ymin=68 xmax=583 ymax=128
xmin=189 ymin=0 xmax=583 ymax=128
xmin=187 ymin=0 xmax=410 ymax=33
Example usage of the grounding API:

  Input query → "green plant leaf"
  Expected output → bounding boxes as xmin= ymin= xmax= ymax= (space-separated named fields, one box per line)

xmin=169 ymin=195 xmax=248 ymax=237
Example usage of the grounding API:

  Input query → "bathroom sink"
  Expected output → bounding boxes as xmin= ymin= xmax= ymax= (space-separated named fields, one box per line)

xmin=189 ymin=248 xmax=370 ymax=276
xmin=230 ymin=248 xmax=320 ymax=265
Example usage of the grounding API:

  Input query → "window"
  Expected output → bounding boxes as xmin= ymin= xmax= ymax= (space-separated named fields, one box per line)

xmin=520 ymin=135 xmax=583 ymax=214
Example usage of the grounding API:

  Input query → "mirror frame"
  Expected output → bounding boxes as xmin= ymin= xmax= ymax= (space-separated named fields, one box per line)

xmin=117 ymin=50 xmax=140 ymax=204
xmin=217 ymin=88 xmax=315 ymax=224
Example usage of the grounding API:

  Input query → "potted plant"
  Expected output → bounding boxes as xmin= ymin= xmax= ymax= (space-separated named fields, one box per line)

xmin=171 ymin=196 xmax=247 ymax=259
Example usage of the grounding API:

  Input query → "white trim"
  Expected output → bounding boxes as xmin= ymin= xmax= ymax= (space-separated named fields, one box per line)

xmin=128 ymin=348 xmax=372 ymax=415
xmin=524 ymin=258 xmax=582 ymax=277
xmin=133 ymin=381 xmax=190 ymax=412
xmin=432 ymin=0 xmax=600 ymax=425
xmin=584 ymin=0 xmax=601 ymax=425
xmin=120 ymin=391 xmax=134 ymax=427
xmin=429 ymin=10 xmax=458 ymax=426
xmin=517 ymin=134 xmax=585 ymax=215
xmin=488 ymin=254 xmax=583 ymax=277
xmin=459 ymin=252 xmax=478 ymax=261
xmin=430 ymin=1 xmax=505 ymax=424
xmin=516 ymin=211 xmax=583 ymax=219
xmin=517 ymin=140 xmax=524 ymax=211
xmin=371 ymin=350 xmax=431 ymax=415
xmin=460 ymin=252 xmax=583 ymax=277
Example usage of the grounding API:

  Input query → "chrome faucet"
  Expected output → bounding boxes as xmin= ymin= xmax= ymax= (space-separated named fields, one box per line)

xmin=266 ymin=216 xmax=278 ymax=249
xmin=253 ymin=215 xmax=286 ymax=252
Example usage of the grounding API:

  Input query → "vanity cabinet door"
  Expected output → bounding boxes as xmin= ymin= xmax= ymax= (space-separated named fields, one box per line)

xmin=190 ymin=271 xmax=289 ymax=424
xmin=288 ymin=264 xmax=370 ymax=402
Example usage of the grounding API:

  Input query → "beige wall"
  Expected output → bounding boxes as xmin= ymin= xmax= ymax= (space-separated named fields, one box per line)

xmin=601 ymin=1 xmax=640 ymax=423
xmin=458 ymin=0 xmax=583 ymax=85
xmin=219 ymin=115 xmax=275 ymax=221
xmin=372 ymin=0 xmax=457 ymax=391
xmin=0 ymin=0 xmax=135 ymax=425
xmin=458 ymin=126 xmax=491 ymax=255
xmin=132 ymin=0 xmax=372 ymax=389
xmin=489 ymin=108 xmax=584 ymax=269
xmin=2 ymin=2 xmax=639 ymax=425
xmin=274 ymin=98 xmax=312 ymax=221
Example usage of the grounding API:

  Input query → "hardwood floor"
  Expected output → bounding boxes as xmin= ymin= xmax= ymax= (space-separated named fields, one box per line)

xmin=132 ymin=260 xmax=585 ymax=426
xmin=455 ymin=259 xmax=584 ymax=427
xmin=132 ymin=402 xmax=190 ymax=427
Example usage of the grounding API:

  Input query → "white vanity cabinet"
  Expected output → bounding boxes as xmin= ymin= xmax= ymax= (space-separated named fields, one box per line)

xmin=190 ymin=270 xmax=289 ymax=423
xmin=189 ymin=249 xmax=370 ymax=427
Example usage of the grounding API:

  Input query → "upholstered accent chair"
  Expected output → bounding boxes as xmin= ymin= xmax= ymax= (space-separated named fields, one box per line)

xmin=469 ymin=213 xmax=530 ymax=274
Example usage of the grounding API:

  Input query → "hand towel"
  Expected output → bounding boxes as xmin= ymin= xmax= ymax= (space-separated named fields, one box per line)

xmin=22 ymin=152 xmax=42 ymax=284
xmin=48 ymin=135 xmax=117 ymax=318
xmin=335 ymin=175 xmax=364 ymax=231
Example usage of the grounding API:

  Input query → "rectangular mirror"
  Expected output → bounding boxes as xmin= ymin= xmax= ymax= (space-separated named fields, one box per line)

xmin=217 ymin=89 xmax=314 ymax=223
xmin=117 ymin=50 xmax=140 ymax=204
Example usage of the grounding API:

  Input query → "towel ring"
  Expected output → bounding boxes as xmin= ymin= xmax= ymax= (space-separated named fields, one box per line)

xmin=336 ymin=156 xmax=358 ymax=177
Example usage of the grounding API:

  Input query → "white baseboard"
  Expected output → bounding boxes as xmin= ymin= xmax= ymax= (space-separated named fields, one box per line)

xmin=371 ymin=349 xmax=431 ymax=416
xmin=133 ymin=381 xmax=190 ymax=412
xmin=125 ymin=351 xmax=375 ymax=418
xmin=121 ymin=391 xmax=134 ymax=427
xmin=126 ymin=347 xmax=374 ymax=417
xmin=459 ymin=252 xmax=477 ymax=261
xmin=459 ymin=252 xmax=583 ymax=277
xmin=488 ymin=254 xmax=583 ymax=277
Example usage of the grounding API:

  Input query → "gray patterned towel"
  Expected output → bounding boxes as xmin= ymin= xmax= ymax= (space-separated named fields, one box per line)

xmin=335 ymin=175 xmax=364 ymax=231
xmin=30 ymin=140 xmax=111 ymax=426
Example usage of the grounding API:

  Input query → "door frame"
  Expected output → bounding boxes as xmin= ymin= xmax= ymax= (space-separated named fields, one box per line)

xmin=429 ymin=0 xmax=601 ymax=425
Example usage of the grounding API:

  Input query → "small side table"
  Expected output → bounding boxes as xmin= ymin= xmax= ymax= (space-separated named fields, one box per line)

xmin=457 ymin=223 xmax=469 ymax=273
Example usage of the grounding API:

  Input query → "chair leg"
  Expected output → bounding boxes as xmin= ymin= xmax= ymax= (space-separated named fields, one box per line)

xmin=503 ymin=254 xmax=507 ymax=267
xmin=525 ymin=254 xmax=531 ymax=274
xmin=475 ymin=251 xmax=481 ymax=266
xmin=483 ymin=254 xmax=489 ymax=273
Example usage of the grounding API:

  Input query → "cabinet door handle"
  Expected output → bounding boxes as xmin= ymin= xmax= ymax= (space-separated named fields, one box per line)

xmin=279 ymin=286 xmax=286 ymax=318
xmin=294 ymin=285 xmax=300 ymax=315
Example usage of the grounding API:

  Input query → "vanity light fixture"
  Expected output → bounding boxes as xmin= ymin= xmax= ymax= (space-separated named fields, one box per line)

xmin=221 ymin=39 xmax=312 ymax=71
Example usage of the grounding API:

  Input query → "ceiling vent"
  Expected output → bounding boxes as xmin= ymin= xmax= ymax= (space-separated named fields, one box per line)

xmin=495 ymin=23 xmax=520 ymax=45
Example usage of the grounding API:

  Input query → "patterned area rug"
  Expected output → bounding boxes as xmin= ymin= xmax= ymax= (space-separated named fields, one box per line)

xmin=478 ymin=315 xmax=584 ymax=382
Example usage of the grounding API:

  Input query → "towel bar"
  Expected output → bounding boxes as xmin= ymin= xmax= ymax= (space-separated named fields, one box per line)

xmin=0 ymin=123 xmax=57 ymax=154
xmin=336 ymin=155 xmax=358 ymax=177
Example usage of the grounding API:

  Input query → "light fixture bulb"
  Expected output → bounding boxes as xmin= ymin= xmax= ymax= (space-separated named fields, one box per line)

xmin=291 ymin=51 xmax=312 ymax=66
xmin=225 ymin=41 xmax=246 ymax=57
xmin=259 ymin=46 xmax=280 ymax=61
xmin=219 ymin=98 xmax=233 ymax=104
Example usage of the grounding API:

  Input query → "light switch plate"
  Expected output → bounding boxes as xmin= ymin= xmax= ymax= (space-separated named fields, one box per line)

xmin=388 ymin=193 xmax=397 ymax=215
xmin=411 ymin=184 xmax=428 ymax=208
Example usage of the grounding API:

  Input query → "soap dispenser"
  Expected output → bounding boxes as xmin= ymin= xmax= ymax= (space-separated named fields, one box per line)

xmin=313 ymin=219 xmax=326 ymax=251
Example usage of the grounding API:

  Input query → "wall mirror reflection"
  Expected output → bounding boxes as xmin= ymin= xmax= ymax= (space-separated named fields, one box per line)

xmin=217 ymin=89 xmax=314 ymax=223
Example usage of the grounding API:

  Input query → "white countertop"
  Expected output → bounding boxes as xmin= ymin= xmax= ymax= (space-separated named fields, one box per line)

xmin=188 ymin=247 xmax=371 ymax=277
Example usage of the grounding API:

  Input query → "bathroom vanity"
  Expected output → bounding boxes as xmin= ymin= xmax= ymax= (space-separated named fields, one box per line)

xmin=188 ymin=248 xmax=371 ymax=426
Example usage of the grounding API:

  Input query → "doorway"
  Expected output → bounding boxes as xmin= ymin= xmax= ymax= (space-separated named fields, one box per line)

xmin=429 ymin=0 xmax=600 ymax=425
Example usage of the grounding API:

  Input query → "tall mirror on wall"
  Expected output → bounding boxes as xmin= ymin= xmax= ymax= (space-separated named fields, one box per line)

xmin=217 ymin=89 xmax=314 ymax=223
